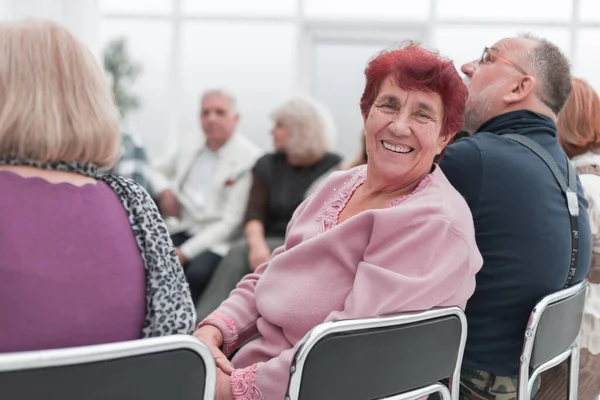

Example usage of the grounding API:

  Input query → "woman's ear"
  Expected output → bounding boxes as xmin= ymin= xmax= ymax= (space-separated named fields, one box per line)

xmin=434 ymin=115 xmax=449 ymax=152
xmin=435 ymin=130 xmax=453 ymax=155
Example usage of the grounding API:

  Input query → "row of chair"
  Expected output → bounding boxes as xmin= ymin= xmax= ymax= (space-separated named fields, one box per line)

xmin=0 ymin=281 xmax=587 ymax=400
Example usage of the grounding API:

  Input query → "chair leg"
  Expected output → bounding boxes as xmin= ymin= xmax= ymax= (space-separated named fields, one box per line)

xmin=446 ymin=375 xmax=458 ymax=400
xmin=568 ymin=344 xmax=580 ymax=400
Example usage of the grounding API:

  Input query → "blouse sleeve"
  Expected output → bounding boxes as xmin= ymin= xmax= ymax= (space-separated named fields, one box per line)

xmin=244 ymin=171 xmax=268 ymax=224
xmin=227 ymin=215 xmax=481 ymax=400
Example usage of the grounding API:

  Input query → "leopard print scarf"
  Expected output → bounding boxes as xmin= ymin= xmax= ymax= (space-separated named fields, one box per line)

xmin=0 ymin=156 xmax=196 ymax=337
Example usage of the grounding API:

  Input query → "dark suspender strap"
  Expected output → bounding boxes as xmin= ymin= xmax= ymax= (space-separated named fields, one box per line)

xmin=504 ymin=134 xmax=579 ymax=288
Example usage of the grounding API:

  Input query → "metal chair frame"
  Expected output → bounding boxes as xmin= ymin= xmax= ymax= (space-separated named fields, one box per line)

xmin=286 ymin=307 xmax=468 ymax=400
xmin=517 ymin=281 xmax=588 ymax=400
xmin=0 ymin=334 xmax=216 ymax=400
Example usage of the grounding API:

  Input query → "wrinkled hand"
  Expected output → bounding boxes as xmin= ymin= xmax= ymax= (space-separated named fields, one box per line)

xmin=208 ymin=345 xmax=235 ymax=375
xmin=215 ymin=368 xmax=234 ymax=400
xmin=248 ymin=243 xmax=271 ymax=271
xmin=159 ymin=189 xmax=180 ymax=218
xmin=194 ymin=326 xmax=234 ymax=374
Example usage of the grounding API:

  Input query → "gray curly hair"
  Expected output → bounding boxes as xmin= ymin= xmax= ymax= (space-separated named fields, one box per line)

xmin=270 ymin=96 xmax=337 ymax=160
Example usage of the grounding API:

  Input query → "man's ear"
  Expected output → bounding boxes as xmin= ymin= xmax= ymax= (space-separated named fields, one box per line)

xmin=503 ymin=75 xmax=536 ymax=105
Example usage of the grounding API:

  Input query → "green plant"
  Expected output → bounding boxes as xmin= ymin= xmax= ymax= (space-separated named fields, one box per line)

xmin=103 ymin=37 xmax=142 ymax=118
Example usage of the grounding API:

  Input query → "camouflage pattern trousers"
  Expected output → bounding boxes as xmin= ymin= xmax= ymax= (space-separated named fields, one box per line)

xmin=458 ymin=368 xmax=540 ymax=400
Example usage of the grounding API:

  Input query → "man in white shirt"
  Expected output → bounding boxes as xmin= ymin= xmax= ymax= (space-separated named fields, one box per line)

xmin=150 ymin=90 xmax=262 ymax=303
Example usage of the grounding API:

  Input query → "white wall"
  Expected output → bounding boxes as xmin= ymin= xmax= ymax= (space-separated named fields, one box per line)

xmin=91 ymin=0 xmax=600 ymax=163
xmin=0 ymin=0 xmax=100 ymax=55
xmin=1 ymin=1 xmax=599 ymax=163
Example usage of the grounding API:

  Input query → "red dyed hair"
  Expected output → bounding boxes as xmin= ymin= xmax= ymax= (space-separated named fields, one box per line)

xmin=360 ymin=41 xmax=468 ymax=140
xmin=557 ymin=78 xmax=600 ymax=158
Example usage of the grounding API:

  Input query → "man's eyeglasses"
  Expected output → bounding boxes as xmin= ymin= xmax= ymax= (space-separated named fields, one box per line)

xmin=479 ymin=47 xmax=528 ymax=76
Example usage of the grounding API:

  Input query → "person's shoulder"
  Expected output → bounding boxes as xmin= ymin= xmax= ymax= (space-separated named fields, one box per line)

xmin=444 ymin=135 xmax=485 ymax=158
xmin=172 ymin=133 xmax=204 ymax=160
xmin=231 ymin=133 xmax=263 ymax=155
xmin=430 ymin=167 xmax=476 ymax=222
xmin=311 ymin=165 xmax=365 ymax=195
xmin=322 ymin=152 xmax=343 ymax=165
xmin=333 ymin=164 xmax=365 ymax=181
xmin=456 ymin=131 xmax=534 ymax=157
xmin=257 ymin=151 xmax=276 ymax=161
xmin=579 ymin=173 xmax=600 ymax=194
xmin=295 ymin=166 xmax=367 ymax=227
xmin=414 ymin=168 xmax=470 ymax=211
xmin=223 ymin=134 xmax=264 ymax=170
xmin=439 ymin=136 xmax=485 ymax=186
xmin=100 ymin=174 xmax=155 ymax=206
xmin=375 ymin=168 xmax=475 ymax=236
xmin=254 ymin=152 xmax=281 ymax=171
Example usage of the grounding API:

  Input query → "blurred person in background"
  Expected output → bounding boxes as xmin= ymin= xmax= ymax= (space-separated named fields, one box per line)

xmin=109 ymin=130 xmax=155 ymax=197
xmin=193 ymin=42 xmax=482 ymax=400
xmin=536 ymin=77 xmax=600 ymax=400
xmin=149 ymin=90 xmax=262 ymax=304
xmin=195 ymin=96 xmax=342 ymax=319
xmin=0 ymin=19 xmax=195 ymax=353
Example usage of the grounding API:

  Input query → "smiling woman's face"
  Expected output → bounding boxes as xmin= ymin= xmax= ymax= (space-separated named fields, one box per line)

xmin=364 ymin=75 xmax=450 ymax=188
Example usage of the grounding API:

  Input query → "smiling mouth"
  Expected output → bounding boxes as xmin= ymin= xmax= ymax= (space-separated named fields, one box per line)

xmin=382 ymin=140 xmax=414 ymax=154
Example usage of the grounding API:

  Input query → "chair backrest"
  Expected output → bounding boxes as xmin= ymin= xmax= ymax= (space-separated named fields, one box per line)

xmin=0 ymin=335 xmax=215 ymax=400
xmin=530 ymin=282 xmax=587 ymax=368
xmin=518 ymin=280 xmax=588 ymax=398
xmin=286 ymin=307 xmax=467 ymax=400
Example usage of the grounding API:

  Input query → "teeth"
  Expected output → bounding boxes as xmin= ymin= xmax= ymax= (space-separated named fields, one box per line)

xmin=382 ymin=141 xmax=413 ymax=154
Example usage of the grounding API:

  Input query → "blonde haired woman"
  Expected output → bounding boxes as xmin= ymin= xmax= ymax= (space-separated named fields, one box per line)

xmin=0 ymin=19 xmax=194 ymax=353
xmin=195 ymin=96 xmax=341 ymax=319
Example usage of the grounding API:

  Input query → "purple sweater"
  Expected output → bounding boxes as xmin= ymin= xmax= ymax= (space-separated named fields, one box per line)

xmin=199 ymin=165 xmax=483 ymax=399
xmin=0 ymin=171 xmax=146 ymax=352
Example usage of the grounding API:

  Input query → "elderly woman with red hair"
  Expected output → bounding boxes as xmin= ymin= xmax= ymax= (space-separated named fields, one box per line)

xmin=195 ymin=42 xmax=483 ymax=400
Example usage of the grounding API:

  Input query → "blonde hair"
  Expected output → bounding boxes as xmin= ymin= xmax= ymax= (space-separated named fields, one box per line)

xmin=0 ymin=19 xmax=120 ymax=170
xmin=271 ymin=96 xmax=336 ymax=161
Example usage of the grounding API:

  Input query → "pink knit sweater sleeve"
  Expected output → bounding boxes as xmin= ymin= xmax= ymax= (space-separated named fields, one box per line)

xmin=196 ymin=199 xmax=310 ymax=355
xmin=196 ymin=243 xmax=285 ymax=355
xmin=233 ymin=215 xmax=481 ymax=399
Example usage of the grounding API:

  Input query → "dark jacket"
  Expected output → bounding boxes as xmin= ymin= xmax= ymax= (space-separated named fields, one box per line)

xmin=439 ymin=110 xmax=592 ymax=376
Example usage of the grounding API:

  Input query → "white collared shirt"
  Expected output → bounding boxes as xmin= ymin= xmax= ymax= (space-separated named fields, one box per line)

xmin=180 ymin=148 xmax=218 ymax=212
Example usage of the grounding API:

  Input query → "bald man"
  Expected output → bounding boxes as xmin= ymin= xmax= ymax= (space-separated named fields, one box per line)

xmin=439 ymin=35 xmax=591 ymax=399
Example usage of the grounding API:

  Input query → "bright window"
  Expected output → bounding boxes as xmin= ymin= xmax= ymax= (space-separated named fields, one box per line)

xmin=183 ymin=0 xmax=295 ymax=17
xmin=304 ymin=0 xmax=430 ymax=21
xmin=437 ymin=0 xmax=572 ymax=22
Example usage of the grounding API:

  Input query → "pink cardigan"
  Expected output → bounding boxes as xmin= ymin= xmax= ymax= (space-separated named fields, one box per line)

xmin=199 ymin=165 xmax=482 ymax=399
